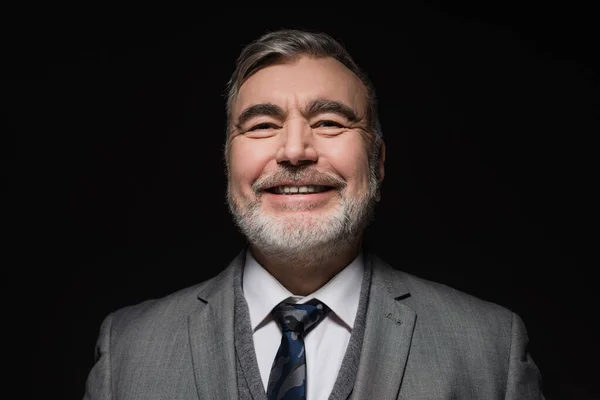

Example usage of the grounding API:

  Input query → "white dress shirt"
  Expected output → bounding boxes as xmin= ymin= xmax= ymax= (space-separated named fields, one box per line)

xmin=242 ymin=249 xmax=364 ymax=400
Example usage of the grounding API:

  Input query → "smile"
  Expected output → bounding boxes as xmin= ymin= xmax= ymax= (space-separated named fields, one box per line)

xmin=266 ymin=185 xmax=334 ymax=195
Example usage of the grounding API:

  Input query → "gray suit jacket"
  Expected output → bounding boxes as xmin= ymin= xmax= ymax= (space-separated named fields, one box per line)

xmin=83 ymin=251 xmax=545 ymax=399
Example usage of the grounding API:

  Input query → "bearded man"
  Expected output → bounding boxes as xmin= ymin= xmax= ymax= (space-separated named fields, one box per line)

xmin=83 ymin=29 xmax=545 ymax=400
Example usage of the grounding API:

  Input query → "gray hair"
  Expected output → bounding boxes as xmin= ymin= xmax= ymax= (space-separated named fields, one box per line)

xmin=224 ymin=29 xmax=383 ymax=160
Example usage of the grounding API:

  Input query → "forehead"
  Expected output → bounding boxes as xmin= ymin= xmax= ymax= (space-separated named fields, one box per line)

xmin=233 ymin=56 xmax=368 ymax=118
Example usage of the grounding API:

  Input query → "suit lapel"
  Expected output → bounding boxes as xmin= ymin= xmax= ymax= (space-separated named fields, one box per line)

xmin=188 ymin=252 xmax=245 ymax=400
xmin=351 ymin=254 xmax=416 ymax=400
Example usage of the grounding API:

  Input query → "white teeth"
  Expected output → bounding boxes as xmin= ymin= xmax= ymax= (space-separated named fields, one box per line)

xmin=273 ymin=185 xmax=329 ymax=194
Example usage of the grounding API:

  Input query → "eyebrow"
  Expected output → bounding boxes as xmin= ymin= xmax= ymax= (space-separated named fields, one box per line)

xmin=234 ymin=98 xmax=361 ymax=131
xmin=235 ymin=103 xmax=285 ymax=131
xmin=304 ymin=98 xmax=360 ymax=122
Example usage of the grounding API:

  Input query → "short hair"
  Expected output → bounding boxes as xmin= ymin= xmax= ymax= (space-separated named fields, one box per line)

xmin=224 ymin=29 xmax=383 ymax=158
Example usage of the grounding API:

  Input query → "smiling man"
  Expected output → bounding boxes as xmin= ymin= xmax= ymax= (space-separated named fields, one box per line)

xmin=83 ymin=29 xmax=545 ymax=399
xmin=226 ymin=54 xmax=383 ymax=297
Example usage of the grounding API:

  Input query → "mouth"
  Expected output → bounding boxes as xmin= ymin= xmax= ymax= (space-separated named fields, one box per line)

xmin=264 ymin=185 xmax=335 ymax=195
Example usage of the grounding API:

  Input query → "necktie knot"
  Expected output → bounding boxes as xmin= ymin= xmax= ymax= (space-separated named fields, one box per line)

xmin=272 ymin=298 xmax=329 ymax=335
xmin=267 ymin=298 xmax=330 ymax=399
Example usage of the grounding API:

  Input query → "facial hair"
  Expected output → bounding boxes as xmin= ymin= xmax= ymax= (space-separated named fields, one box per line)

xmin=226 ymin=162 xmax=379 ymax=263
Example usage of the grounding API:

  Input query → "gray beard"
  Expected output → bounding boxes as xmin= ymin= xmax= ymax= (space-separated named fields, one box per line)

xmin=226 ymin=166 xmax=379 ymax=265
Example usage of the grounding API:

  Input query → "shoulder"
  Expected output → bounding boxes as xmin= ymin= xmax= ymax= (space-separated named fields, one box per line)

xmin=105 ymin=278 xmax=208 ymax=338
xmin=105 ymin=258 xmax=238 ymax=339
xmin=370 ymin=253 xmax=521 ymax=373
xmin=370 ymin=254 xmax=515 ymax=335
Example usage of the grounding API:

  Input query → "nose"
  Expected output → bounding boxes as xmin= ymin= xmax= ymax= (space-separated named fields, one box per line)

xmin=275 ymin=119 xmax=318 ymax=166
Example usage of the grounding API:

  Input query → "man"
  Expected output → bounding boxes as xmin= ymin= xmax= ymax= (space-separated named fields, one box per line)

xmin=83 ymin=29 xmax=545 ymax=399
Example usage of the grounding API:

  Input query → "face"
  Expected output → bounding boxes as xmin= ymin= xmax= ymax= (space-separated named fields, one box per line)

xmin=226 ymin=55 xmax=385 ymax=255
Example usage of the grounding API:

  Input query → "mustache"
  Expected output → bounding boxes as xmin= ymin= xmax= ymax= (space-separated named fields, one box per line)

xmin=252 ymin=167 xmax=346 ymax=193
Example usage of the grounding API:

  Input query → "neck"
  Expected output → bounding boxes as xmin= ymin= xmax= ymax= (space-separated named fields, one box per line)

xmin=249 ymin=238 xmax=362 ymax=296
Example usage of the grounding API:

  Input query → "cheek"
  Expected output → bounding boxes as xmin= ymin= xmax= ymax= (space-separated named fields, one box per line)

xmin=321 ymin=139 xmax=371 ymax=185
xmin=229 ymin=140 xmax=273 ymax=194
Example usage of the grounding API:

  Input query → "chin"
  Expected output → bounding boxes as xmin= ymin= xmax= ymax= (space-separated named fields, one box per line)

xmin=228 ymin=187 xmax=377 ymax=257
xmin=242 ymin=209 xmax=360 ymax=256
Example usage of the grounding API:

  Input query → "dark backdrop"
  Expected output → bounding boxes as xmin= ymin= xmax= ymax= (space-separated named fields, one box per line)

xmin=9 ymin=4 xmax=597 ymax=399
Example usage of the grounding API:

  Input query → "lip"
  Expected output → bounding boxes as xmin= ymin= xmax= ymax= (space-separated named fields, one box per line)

xmin=261 ymin=189 xmax=337 ymax=207
xmin=263 ymin=181 xmax=339 ymax=191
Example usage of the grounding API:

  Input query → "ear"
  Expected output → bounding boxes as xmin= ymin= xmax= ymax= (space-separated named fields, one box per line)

xmin=375 ymin=141 xmax=385 ymax=202
xmin=377 ymin=140 xmax=386 ymax=184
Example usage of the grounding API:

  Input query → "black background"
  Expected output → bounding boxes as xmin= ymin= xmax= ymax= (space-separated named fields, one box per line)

xmin=8 ymin=3 xmax=597 ymax=399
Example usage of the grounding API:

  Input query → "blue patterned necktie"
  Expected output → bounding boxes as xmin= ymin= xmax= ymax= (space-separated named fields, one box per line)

xmin=266 ymin=299 xmax=330 ymax=400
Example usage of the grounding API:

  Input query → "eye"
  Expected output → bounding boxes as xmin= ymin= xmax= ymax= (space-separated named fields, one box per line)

xmin=248 ymin=122 xmax=278 ymax=131
xmin=313 ymin=120 xmax=344 ymax=128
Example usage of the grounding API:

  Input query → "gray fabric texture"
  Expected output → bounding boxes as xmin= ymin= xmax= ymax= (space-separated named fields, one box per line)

xmin=83 ymin=250 xmax=545 ymax=399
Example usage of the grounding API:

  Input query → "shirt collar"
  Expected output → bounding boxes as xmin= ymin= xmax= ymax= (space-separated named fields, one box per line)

xmin=242 ymin=249 xmax=364 ymax=332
